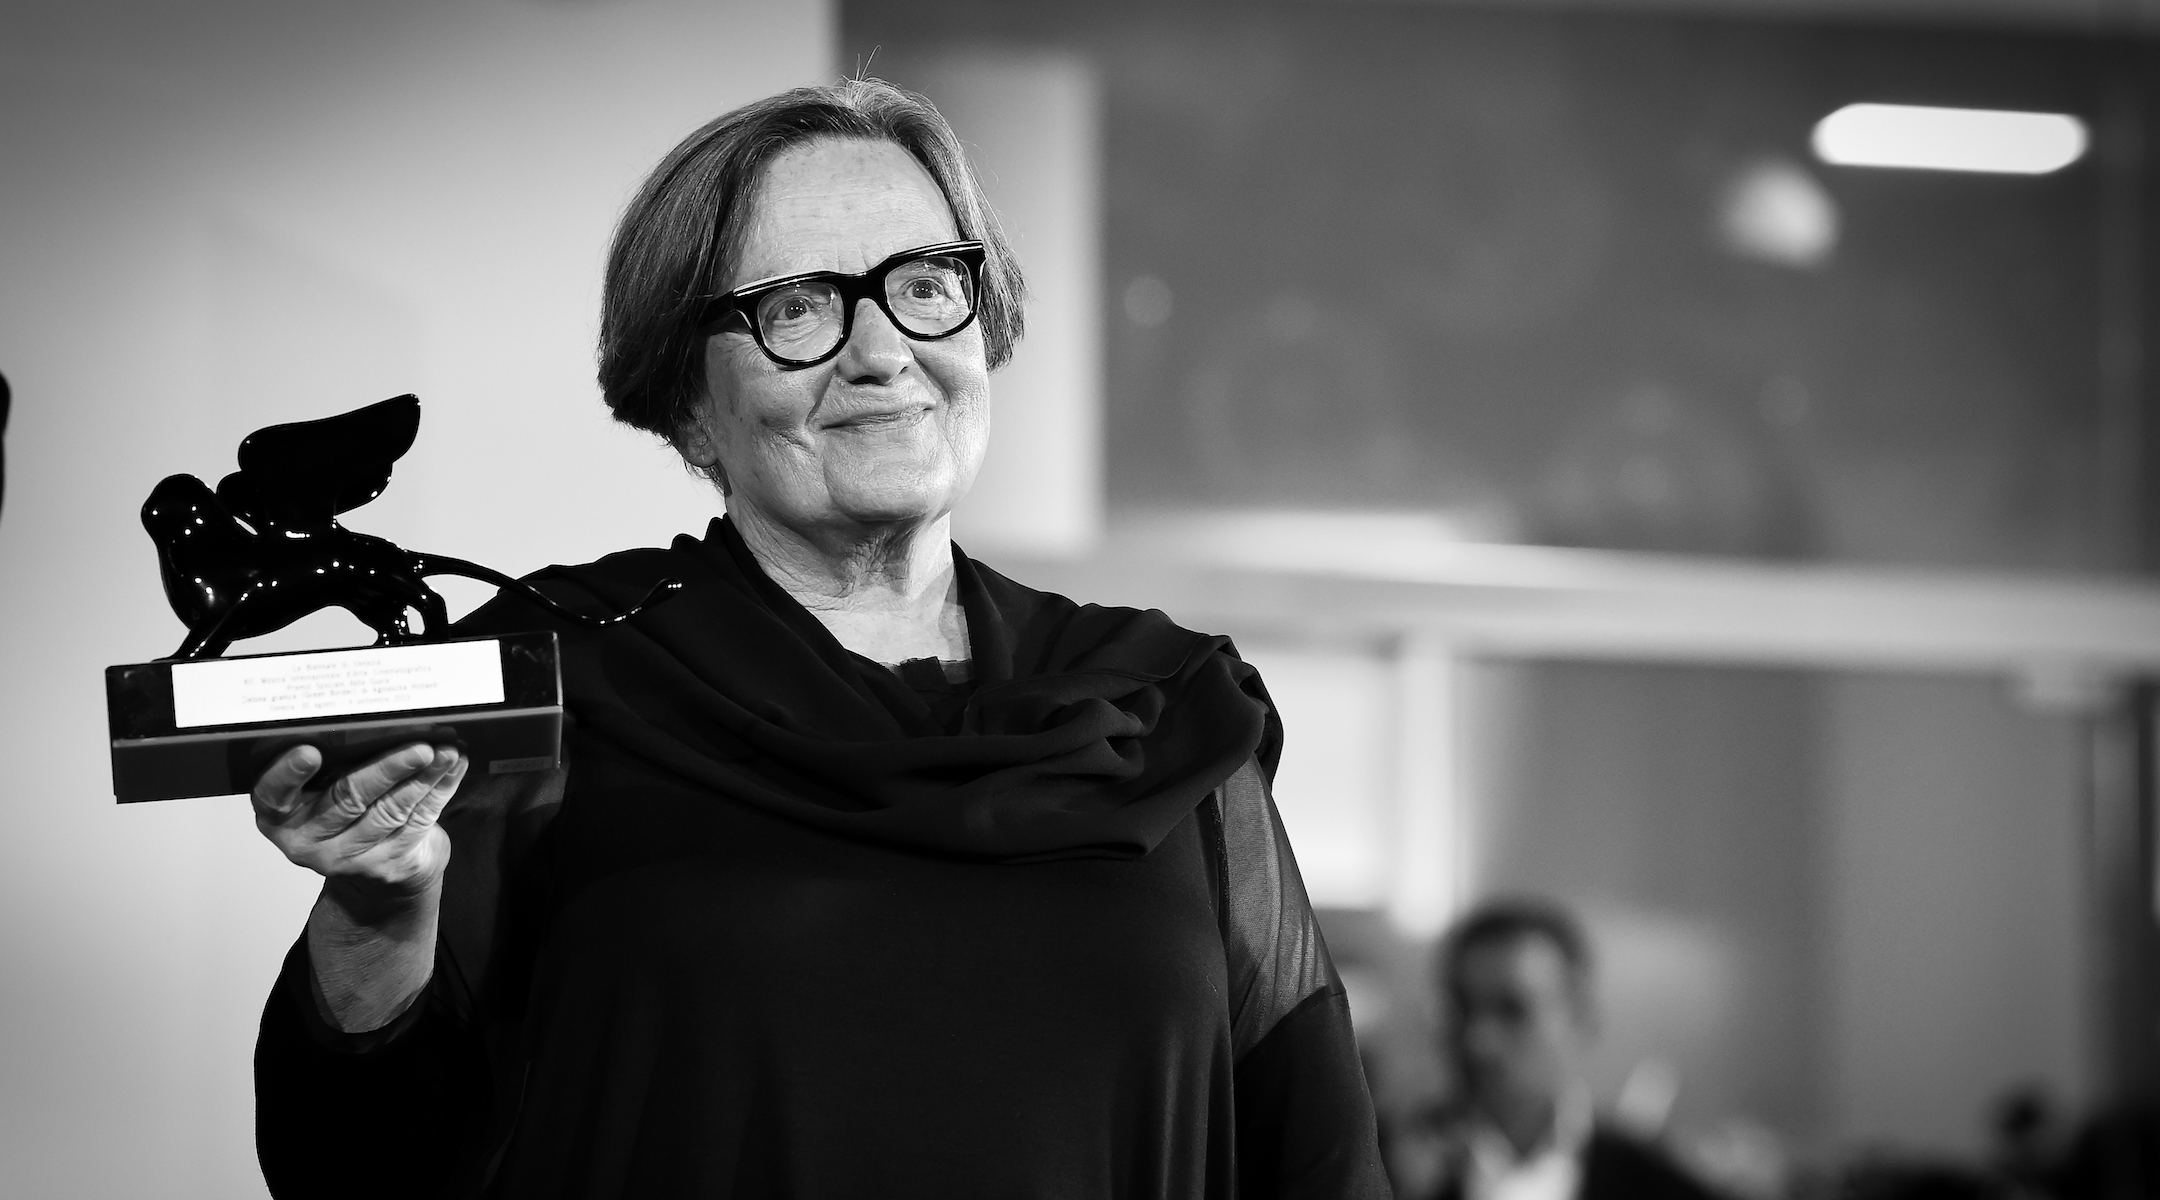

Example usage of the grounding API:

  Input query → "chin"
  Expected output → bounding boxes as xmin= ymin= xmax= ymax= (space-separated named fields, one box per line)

xmin=825 ymin=485 xmax=955 ymax=529
xmin=821 ymin=459 xmax=968 ymax=528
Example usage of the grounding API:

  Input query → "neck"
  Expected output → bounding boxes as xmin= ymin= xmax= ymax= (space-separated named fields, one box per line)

xmin=1482 ymin=1095 xmax=1560 ymax=1159
xmin=728 ymin=503 xmax=968 ymax=665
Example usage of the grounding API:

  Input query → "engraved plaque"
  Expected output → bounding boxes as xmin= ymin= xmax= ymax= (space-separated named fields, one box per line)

xmin=106 ymin=632 xmax=563 ymax=803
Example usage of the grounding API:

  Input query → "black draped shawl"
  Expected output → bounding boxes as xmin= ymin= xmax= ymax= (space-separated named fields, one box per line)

xmin=254 ymin=520 xmax=1385 ymax=1199
xmin=510 ymin=517 xmax=1282 ymax=863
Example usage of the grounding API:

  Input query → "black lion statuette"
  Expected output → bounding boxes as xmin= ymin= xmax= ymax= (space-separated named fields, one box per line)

xmin=142 ymin=394 xmax=680 ymax=660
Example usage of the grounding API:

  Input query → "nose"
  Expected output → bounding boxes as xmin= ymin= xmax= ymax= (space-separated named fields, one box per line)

xmin=1458 ymin=1015 xmax=1512 ymax=1066
xmin=831 ymin=296 xmax=913 ymax=385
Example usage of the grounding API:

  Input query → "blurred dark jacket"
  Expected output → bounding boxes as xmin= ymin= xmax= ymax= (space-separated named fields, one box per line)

xmin=2046 ymin=1099 xmax=2158 ymax=1200
xmin=1416 ymin=1124 xmax=1727 ymax=1200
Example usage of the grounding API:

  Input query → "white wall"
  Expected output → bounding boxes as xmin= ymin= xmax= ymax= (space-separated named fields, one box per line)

xmin=1444 ymin=658 xmax=2091 ymax=1157
xmin=1819 ymin=676 xmax=2092 ymax=1153
xmin=0 ymin=2 xmax=830 ymax=1195
xmin=907 ymin=50 xmax=1106 ymax=558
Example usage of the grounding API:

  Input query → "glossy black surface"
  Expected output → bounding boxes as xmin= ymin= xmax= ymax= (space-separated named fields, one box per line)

xmin=1 ymin=370 xmax=11 ymax=522
xmin=104 ymin=631 xmax=567 ymax=803
xmin=142 ymin=395 xmax=679 ymax=660
xmin=105 ymin=632 xmax=564 ymax=740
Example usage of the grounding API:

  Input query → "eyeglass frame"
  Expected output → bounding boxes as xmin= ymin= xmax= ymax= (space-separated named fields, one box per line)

xmin=696 ymin=239 xmax=988 ymax=369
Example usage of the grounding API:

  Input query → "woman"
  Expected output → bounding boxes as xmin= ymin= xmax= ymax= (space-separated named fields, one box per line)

xmin=251 ymin=78 xmax=1385 ymax=1199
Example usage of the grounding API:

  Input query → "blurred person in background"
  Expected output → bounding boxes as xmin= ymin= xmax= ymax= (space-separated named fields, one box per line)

xmin=1398 ymin=897 xmax=1725 ymax=1200
xmin=1837 ymin=1160 xmax=2013 ymax=1200
xmin=244 ymin=78 xmax=1385 ymax=1198
xmin=2043 ymin=1097 xmax=2159 ymax=1200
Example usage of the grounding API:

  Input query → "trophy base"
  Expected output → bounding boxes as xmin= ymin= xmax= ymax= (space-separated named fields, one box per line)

xmin=105 ymin=632 xmax=563 ymax=803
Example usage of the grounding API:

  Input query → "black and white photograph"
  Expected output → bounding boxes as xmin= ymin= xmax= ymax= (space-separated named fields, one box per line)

xmin=3 ymin=0 xmax=2158 ymax=1196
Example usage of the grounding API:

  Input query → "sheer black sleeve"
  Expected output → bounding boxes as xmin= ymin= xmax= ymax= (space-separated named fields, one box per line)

xmin=254 ymin=761 xmax=567 ymax=1199
xmin=1206 ymin=759 xmax=1391 ymax=1199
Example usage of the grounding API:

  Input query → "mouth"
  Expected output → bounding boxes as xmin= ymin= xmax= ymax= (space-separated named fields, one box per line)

xmin=821 ymin=403 xmax=932 ymax=432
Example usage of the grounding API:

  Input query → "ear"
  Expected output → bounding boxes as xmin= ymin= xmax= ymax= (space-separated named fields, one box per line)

xmin=671 ymin=412 xmax=732 ymax=496
xmin=1568 ymin=984 xmax=1601 ymax=1044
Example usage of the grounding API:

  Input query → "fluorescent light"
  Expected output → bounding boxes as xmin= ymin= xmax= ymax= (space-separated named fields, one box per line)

xmin=1811 ymin=103 xmax=2087 ymax=175
xmin=1718 ymin=158 xmax=1838 ymax=269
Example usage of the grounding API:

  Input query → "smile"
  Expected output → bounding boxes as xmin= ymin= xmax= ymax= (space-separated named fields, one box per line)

xmin=821 ymin=404 xmax=931 ymax=431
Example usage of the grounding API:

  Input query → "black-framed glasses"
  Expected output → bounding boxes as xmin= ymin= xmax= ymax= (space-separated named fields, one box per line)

xmin=699 ymin=240 xmax=986 ymax=368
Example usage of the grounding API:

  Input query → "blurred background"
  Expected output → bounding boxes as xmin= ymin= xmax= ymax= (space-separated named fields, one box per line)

xmin=5 ymin=0 xmax=2160 ymax=1195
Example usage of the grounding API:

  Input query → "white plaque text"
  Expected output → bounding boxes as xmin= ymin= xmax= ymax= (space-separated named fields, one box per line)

xmin=170 ymin=641 xmax=505 ymax=729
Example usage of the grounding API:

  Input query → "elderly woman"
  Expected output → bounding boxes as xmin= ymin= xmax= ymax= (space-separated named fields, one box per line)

xmin=250 ymin=78 xmax=1384 ymax=1199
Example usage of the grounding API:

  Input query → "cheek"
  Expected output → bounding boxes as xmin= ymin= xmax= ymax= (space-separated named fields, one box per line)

xmin=940 ymin=386 xmax=990 ymax=456
xmin=704 ymin=343 xmax=815 ymax=437
xmin=925 ymin=345 xmax=993 ymax=445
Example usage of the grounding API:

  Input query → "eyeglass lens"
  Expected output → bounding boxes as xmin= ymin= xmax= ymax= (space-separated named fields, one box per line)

xmin=753 ymin=253 xmax=977 ymax=362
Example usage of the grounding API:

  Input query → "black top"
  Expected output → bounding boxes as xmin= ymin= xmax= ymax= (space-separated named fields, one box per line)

xmin=254 ymin=522 xmax=1387 ymax=1198
xmin=888 ymin=655 xmax=976 ymax=733
xmin=1578 ymin=1131 xmax=1726 ymax=1200
xmin=1421 ymin=1127 xmax=1727 ymax=1200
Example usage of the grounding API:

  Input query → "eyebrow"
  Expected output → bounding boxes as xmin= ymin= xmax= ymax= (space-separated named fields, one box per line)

xmin=722 ymin=240 xmax=978 ymax=296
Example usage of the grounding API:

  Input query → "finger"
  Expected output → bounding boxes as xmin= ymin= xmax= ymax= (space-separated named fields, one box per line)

xmin=344 ymin=747 xmax=462 ymax=841
xmin=318 ymin=743 xmax=437 ymax=826
xmin=403 ymin=753 xmax=469 ymax=832
xmin=252 ymin=746 xmax=323 ymax=816
xmin=373 ymin=747 xmax=462 ymax=833
xmin=357 ymin=754 xmax=467 ymax=868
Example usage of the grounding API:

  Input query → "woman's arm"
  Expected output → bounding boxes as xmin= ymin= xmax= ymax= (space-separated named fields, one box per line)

xmin=305 ymin=873 xmax=442 ymax=1031
xmin=1213 ymin=760 xmax=1392 ymax=1200
xmin=253 ymin=743 xmax=463 ymax=1031
xmin=253 ymin=749 xmax=566 ymax=1199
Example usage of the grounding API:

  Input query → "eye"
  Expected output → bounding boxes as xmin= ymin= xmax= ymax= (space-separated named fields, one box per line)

xmin=758 ymin=285 xmax=835 ymax=329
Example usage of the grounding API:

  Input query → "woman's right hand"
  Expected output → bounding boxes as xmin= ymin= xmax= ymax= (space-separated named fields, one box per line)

xmin=252 ymin=742 xmax=468 ymax=919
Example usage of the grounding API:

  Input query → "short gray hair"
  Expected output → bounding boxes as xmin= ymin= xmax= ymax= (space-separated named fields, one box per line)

xmin=597 ymin=77 xmax=1027 ymax=441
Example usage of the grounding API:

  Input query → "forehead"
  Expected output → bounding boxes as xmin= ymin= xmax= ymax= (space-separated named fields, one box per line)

xmin=1450 ymin=935 xmax=1578 ymax=1003
xmin=731 ymin=137 xmax=960 ymax=288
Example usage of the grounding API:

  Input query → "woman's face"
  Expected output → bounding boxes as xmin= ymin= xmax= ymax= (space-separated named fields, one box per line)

xmin=683 ymin=138 xmax=991 ymax=543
